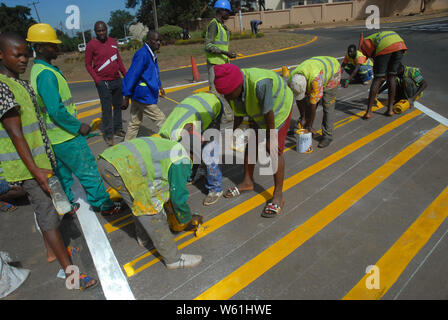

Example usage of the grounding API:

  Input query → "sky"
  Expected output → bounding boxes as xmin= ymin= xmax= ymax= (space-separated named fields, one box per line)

xmin=3 ymin=0 xmax=138 ymax=33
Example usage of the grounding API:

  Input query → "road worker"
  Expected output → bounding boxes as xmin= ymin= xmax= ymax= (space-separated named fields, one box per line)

xmin=97 ymin=136 xmax=203 ymax=270
xmin=0 ymin=32 xmax=96 ymax=290
xmin=214 ymin=63 xmax=293 ymax=218
xmin=359 ymin=30 xmax=408 ymax=118
xmin=288 ymin=56 xmax=342 ymax=148
xmin=341 ymin=44 xmax=373 ymax=87
xmin=27 ymin=23 xmax=120 ymax=216
xmin=158 ymin=92 xmax=224 ymax=206
xmin=205 ymin=0 xmax=236 ymax=124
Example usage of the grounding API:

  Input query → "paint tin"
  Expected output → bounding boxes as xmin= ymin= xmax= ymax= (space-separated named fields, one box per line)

xmin=296 ymin=129 xmax=313 ymax=153
xmin=393 ymin=99 xmax=410 ymax=114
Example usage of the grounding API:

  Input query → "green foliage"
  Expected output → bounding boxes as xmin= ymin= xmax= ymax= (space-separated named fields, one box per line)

xmin=56 ymin=29 xmax=82 ymax=53
xmin=108 ymin=10 xmax=135 ymax=39
xmin=158 ymin=24 xmax=183 ymax=43
xmin=122 ymin=39 xmax=142 ymax=51
xmin=0 ymin=4 xmax=36 ymax=38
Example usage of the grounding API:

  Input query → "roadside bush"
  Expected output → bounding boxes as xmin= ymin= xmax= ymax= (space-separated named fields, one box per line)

xmin=122 ymin=39 xmax=142 ymax=51
xmin=158 ymin=24 xmax=183 ymax=44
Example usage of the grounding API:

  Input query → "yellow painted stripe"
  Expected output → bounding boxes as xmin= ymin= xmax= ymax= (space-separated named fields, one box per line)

xmin=77 ymin=107 xmax=102 ymax=119
xmin=122 ymin=109 xmax=422 ymax=277
xmin=76 ymin=100 xmax=100 ymax=111
xmin=343 ymin=183 xmax=448 ymax=300
xmin=283 ymin=102 xmax=385 ymax=153
xmin=195 ymin=124 xmax=447 ymax=300
xmin=103 ymin=214 xmax=134 ymax=233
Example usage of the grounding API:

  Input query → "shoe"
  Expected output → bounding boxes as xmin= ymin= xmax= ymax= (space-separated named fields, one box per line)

xmin=98 ymin=202 xmax=121 ymax=216
xmin=104 ymin=136 xmax=114 ymax=146
xmin=114 ymin=130 xmax=126 ymax=138
xmin=165 ymin=254 xmax=202 ymax=270
xmin=203 ymin=191 xmax=223 ymax=206
xmin=318 ymin=137 xmax=332 ymax=148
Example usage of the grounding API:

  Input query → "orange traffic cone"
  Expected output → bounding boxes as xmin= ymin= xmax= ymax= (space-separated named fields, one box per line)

xmin=358 ymin=31 xmax=364 ymax=50
xmin=191 ymin=56 xmax=200 ymax=82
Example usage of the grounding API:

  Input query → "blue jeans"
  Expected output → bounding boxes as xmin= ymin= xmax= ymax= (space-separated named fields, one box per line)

xmin=202 ymin=139 xmax=223 ymax=193
xmin=345 ymin=64 xmax=373 ymax=82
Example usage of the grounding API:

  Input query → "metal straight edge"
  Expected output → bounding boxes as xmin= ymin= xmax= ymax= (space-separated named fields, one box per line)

xmin=72 ymin=178 xmax=135 ymax=300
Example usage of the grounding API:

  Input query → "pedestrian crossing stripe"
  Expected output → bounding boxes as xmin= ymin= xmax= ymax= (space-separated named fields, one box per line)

xmin=122 ymin=109 xmax=422 ymax=278
xmin=194 ymin=124 xmax=447 ymax=300
xmin=343 ymin=183 xmax=448 ymax=300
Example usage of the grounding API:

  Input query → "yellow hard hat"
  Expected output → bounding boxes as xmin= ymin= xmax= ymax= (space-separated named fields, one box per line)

xmin=26 ymin=23 xmax=62 ymax=44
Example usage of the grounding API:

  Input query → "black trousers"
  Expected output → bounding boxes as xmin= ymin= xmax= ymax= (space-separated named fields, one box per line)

xmin=95 ymin=79 xmax=124 ymax=138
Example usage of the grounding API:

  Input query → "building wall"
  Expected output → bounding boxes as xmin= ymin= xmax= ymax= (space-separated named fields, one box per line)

xmin=225 ymin=0 xmax=448 ymax=32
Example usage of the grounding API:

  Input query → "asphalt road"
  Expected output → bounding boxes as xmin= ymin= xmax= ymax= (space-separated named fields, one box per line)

xmin=2 ymin=15 xmax=447 ymax=302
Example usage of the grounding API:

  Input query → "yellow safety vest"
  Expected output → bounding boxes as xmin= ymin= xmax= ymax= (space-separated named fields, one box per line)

xmin=0 ymin=74 xmax=52 ymax=182
xmin=30 ymin=63 xmax=78 ymax=145
xmin=365 ymin=31 xmax=405 ymax=56
xmin=99 ymin=137 xmax=191 ymax=216
xmin=205 ymin=18 xmax=230 ymax=65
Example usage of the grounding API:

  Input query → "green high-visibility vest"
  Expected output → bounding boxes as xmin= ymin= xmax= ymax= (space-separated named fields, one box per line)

xmin=0 ymin=74 xmax=52 ymax=182
xmin=345 ymin=50 xmax=374 ymax=72
xmin=398 ymin=66 xmax=424 ymax=99
xmin=99 ymin=137 xmax=191 ymax=217
xmin=205 ymin=18 xmax=230 ymax=65
xmin=289 ymin=56 xmax=341 ymax=93
xmin=158 ymin=93 xmax=222 ymax=141
xmin=365 ymin=31 xmax=405 ymax=56
xmin=231 ymin=68 xmax=293 ymax=129
xmin=30 ymin=63 xmax=78 ymax=145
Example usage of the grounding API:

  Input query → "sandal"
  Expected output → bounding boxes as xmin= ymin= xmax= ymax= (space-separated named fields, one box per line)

xmin=79 ymin=273 xmax=98 ymax=291
xmin=261 ymin=201 xmax=284 ymax=218
xmin=0 ymin=201 xmax=17 ymax=212
xmin=203 ymin=191 xmax=223 ymax=206
xmin=66 ymin=246 xmax=80 ymax=257
xmin=224 ymin=186 xmax=241 ymax=198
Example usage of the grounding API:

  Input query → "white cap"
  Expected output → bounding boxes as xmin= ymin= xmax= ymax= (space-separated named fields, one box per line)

xmin=290 ymin=74 xmax=307 ymax=101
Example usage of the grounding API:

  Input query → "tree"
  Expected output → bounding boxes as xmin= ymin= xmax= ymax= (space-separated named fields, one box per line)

xmin=108 ymin=10 xmax=135 ymax=39
xmin=0 ymin=4 xmax=37 ymax=38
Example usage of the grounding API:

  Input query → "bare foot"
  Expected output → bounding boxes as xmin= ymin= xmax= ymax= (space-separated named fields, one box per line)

xmin=384 ymin=110 xmax=394 ymax=117
xmin=224 ymin=182 xmax=254 ymax=198
xmin=47 ymin=251 xmax=56 ymax=263
xmin=362 ymin=112 xmax=373 ymax=120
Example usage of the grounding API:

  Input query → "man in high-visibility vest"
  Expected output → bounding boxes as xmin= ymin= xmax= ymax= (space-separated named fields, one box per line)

xmin=341 ymin=44 xmax=374 ymax=87
xmin=158 ymin=92 xmax=224 ymax=206
xmin=27 ymin=23 xmax=120 ymax=216
xmin=288 ymin=56 xmax=342 ymax=149
xmin=213 ymin=63 xmax=293 ymax=218
xmin=205 ymin=0 xmax=237 ymax=124
xmin=359 ymin=30 xmax=408 ymax=119
xmin=97 ymin=136 xmax=202 ymax=270
xmin=0 ymin=32 xmax=96 ymax=290
xmin=379 ymin=63 xmax=428 ymax=108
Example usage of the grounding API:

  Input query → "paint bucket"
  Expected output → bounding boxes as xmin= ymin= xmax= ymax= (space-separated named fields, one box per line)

xmin=165 ymin=201 xmax=188 ymax=232
xmin=393 ymin=99 xmax=410 ymax=114
xmin=107 ymin=187 xmax=123 ymax=202
xmin=90 ymin=118 xmax=102 ymax=131
xmin=296 ymin=129 xmax=313 ymax=153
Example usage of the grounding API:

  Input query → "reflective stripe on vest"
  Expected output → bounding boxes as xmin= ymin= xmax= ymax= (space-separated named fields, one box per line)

xmin=236 ymin=68 xmax=293 ymax=129
xmin=206 ymin=18 xmax=230 ymax=65
xmin=159 ymin=93 xmax=221 ymax=140
xmin=99 ymin=137 xmax=190 ymax=216
xmin=30 ymin=63 xmax=78 ymax=145
xmin=0 ymin=74 xmax=52 ymax=182
xmin=366 ymin=31 xmax=404 ymax=56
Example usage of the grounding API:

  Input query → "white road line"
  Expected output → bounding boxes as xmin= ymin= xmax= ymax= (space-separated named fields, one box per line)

xmin=414 ymin=101 xmax=448 ymax=127
xmin=72 ymin=179 xmax=135 ymax=300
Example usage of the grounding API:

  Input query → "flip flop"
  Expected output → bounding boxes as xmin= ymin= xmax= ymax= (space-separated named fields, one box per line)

xmin=79 ymin=273 xmax=98 ymax=291
xmin=261 ymin=201 xmax=284 ymax=218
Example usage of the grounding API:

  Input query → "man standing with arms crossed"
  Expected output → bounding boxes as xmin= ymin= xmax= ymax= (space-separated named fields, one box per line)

xmin=205 ymin=0 xmax=237 ymax=124
xmin=85 ymin=21 xmax=127 ymax=146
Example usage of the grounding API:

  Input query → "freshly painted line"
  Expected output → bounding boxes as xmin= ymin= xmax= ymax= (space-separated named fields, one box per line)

xmin=393 ymin=228 xmax=448 ymax=300
xmin=68 ymin=36 xmax=319 ymax=84
xmin=343 ymin=183 xmax=448 ymax=300
xmin=122 ymin=110 xmax=422 ymax=277
xmin=72 ymin=179 xmax=135 ymax=300
xmin=194 ymin=124 xmax=447 ymax=300
xmin=75 ymin=98 xmax=100 ymax=106
xmin=414 ymin=101 xmax=448 ymax=128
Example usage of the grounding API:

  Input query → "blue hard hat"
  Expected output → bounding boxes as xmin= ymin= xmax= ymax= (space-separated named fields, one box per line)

xmin=214 ymin=0 xmax=232 ymax=12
